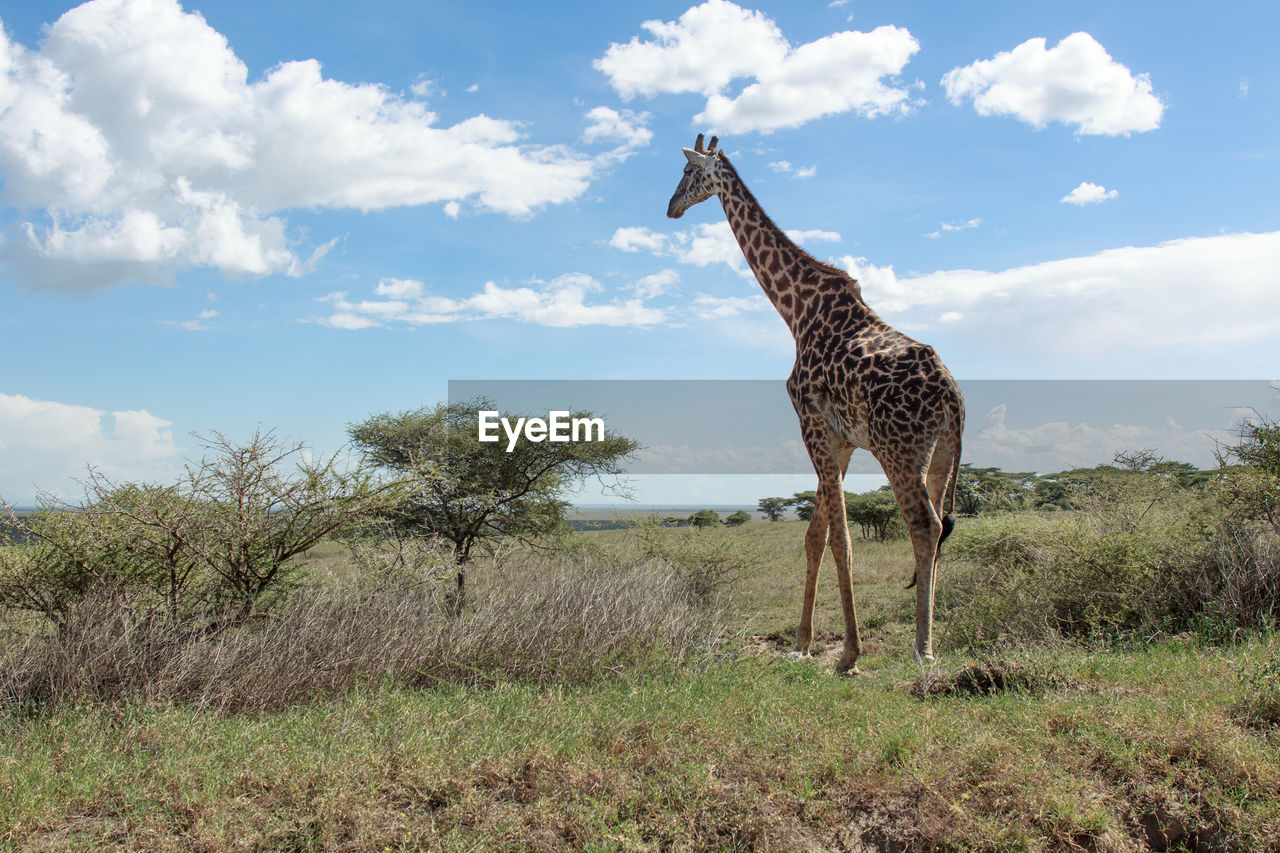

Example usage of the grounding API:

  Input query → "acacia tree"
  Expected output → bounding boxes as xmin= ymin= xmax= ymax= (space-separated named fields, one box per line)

xmin=1217 ymin=417 xmax=1280 ymax=536
xmin=785 ymin=491 xmax=817 ymax=521
xmin=687 ymin=509 xmax=721 ymax=528
xmin=757 ymin=497 xmax=788 ymax=522
xmin=348 ymin=399 xmax=638 ymax=603
xmin=845 ymin=487 xmax=903 ymax=541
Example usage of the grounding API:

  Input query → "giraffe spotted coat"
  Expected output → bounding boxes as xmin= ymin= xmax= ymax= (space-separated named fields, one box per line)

xmin=668 ymin=134 xmax=964 ymax=668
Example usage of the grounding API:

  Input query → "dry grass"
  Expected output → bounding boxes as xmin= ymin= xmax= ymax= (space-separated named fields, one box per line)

xmin=0 ymin=549 xmax=723 ymax=714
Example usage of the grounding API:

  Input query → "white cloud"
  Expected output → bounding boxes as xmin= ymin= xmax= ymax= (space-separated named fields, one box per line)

xmin=317 ymin=274 xmax=667 ymax=329
xmin=595 ymin=0 xmax=920 ymax=133
xmin=409 ymin=77 xmax=436 ymax=98
xmin=0 ymin=0 xmax=604 ymax=292
xmin=681 ymin=222 xmax=749 ymax=271
xmin=0 ymin=392 xmax=181 ymax=501
xmin=610 ymin=222 xmax=747 ymax=275
xmin=609 ymin=226 xmax=672 ymax=255
xmin=609 ymin=222 xmax=840 ymax=276
xmin=582 ymin=106 xmax=653 ymax=160
xmin=175 ymin=308 xmax=218 ymax=331
xmin=595 ymin=0 xmax=787 ymax=100
xmin=632 ymin=269 xmax=680 ymax=299
xmin=374 ymin=278 xmax=424 ymax=299
xmin=942 ymin=32 xmax=1164 ymax=135
xmin=839 ymin=230 xmax=1280 ymax=351
xmin=768 ymin=160 xmax=816 ymax=179
xmin=925 ymin=217 xmax=982 ymax=239
xmin=1061 ymin=181 xmax=1118 ymax=206
xmin=786 ymin=229 xmax=841 ymax=245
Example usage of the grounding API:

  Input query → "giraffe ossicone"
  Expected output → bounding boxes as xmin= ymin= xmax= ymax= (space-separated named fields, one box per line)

xmin=667 ymin=134 xmax=965 ymax=669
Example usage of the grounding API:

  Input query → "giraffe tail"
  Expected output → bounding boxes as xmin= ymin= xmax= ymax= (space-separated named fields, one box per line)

xmin=937 ymin=438 xmax=962 ymax=550
xmin=905 ymin=441 xmax=962 ymax=590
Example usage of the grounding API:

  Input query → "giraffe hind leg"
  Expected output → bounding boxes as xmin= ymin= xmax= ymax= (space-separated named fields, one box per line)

xmin=905 ymin=513 xmax=954 ymax=589
xmin=906 ymin=441 xmax=959 ymax=589
xmin=886 ymin=467 xmax=943 ymax=661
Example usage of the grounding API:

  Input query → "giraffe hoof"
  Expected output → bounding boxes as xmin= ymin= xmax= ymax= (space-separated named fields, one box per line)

xmin=786 ymin=650 xmax=809 ymax=661
xmin=835 ymin=665 xmax=867 ymax=678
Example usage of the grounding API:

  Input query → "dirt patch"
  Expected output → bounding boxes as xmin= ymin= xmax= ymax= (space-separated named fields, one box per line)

xmin=743 ymin=630 xmax=887 ymax=673
xmin=1132 ymin=801 xmax=1239 ymax=852
xmin=828 ymin=786 xmax=963 ymax=853
xmin=911 ymin=658 xmax=1073 ymax=698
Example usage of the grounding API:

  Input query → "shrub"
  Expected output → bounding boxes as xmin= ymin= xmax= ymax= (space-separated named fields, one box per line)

xmin=940 ymin=482 xmax=1223 ymax=649
xmin=0 ymin=430 xmax=398 ymax=627
xmin=1217 ymin=417 xmax=1280 ymax=537
xmin=940 ymin=444 xmax=1280 ymax=651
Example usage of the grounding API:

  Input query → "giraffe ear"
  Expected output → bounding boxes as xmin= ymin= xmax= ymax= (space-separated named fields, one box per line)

xmin=682 ymin=148 xmax=713 ymax=167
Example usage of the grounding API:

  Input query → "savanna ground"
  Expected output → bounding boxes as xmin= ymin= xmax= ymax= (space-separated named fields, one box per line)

xmin=3 ymin=512 xmax=1278 ymax=853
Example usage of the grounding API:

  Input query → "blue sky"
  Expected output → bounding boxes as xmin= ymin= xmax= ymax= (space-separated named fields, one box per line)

xmin=1 ymin=0 xmax=1277 ymax=505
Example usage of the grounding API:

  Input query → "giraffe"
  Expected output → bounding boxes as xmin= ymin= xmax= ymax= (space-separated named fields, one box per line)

xmin=667 ymin=134 xmax=964 ymax=670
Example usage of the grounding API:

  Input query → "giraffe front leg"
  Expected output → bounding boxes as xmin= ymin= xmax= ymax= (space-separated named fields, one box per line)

xmin=819 ymin=478 xmax=862 ymax=674
xmin=891 ymin=473 xmax=943 ymax=662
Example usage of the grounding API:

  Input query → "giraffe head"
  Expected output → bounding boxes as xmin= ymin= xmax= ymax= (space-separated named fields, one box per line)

xmin=667 ymin=133 xmax=725 ymax=219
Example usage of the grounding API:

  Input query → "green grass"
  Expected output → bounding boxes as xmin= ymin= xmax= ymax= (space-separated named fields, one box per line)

xmin=3 ymin=521 xmax=1279 ymax=851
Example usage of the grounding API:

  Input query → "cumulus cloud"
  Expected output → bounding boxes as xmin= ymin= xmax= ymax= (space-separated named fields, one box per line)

xmin=595 ymin=0 xmax=920 ymax=133
xmin=840 ymin=230 xmax=1280 ymax=350
xmin=582 ymin=106 xmax=653 ymax=160
xmin=1061 ymin=181 xmax=1118 ymax=206
xmin=631 ymin=269 xmax=680 ymax=299
xmin=316 ymin=274 xmax=667 ymax=329
xmin=942 ymin=32 xmax=1164 ymax=135
xmin=610 ymin=222 xmax=840 ymax=276
xmin=611 ymin=223 xmax=747 ymax=274
xmin=0 ymin=0 xmax=608 ymax=292
xmin=0 ymin=392 xmax=181 ymax=501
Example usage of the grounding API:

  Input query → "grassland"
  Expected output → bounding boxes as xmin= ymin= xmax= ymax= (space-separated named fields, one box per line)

xmin=3 ymin=521 xmax=1279 ymax=852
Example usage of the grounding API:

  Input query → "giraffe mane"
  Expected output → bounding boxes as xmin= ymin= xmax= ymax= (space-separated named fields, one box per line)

xmin=716 ymin=150 xmax=862 ymax=294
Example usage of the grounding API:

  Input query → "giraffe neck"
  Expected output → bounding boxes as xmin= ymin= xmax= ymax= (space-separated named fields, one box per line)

xmin=714 ymin=156 xmax=861 ymax=339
